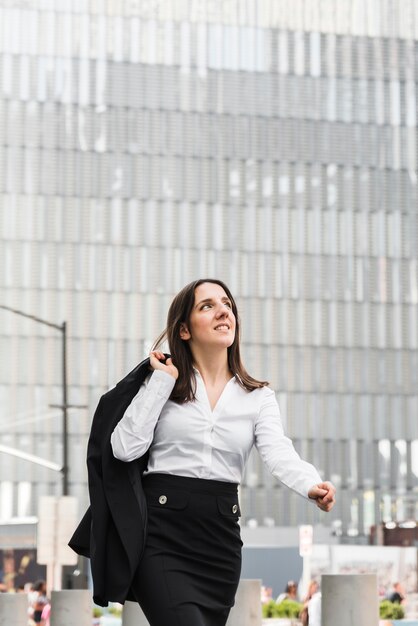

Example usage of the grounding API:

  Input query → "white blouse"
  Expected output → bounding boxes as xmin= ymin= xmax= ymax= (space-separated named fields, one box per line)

xmin=110 ymin=369 xmax=322 ymax=499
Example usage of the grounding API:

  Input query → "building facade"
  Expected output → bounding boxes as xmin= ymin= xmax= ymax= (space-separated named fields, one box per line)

xmin=0 ymin=0 xmax=417 ymax=541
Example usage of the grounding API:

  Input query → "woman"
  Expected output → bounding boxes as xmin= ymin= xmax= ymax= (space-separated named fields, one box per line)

xmin=277 ymin=580 xmax=298 ymax=604
xmin=111 ymin=278 xmax=336 ymax=626
xmin=30 ymin=580 xmax=48 ymax=625
xmin=300 ymin=580 xmax=319 ymax=625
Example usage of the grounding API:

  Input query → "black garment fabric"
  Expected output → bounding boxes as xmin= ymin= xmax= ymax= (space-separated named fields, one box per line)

xmin=69 ymin=356 xmax=169 ymax=606
xmin=388 ymin=591 xmax=403 ymax=604
xmin=131 ymin=473 xmax=243 ymax=626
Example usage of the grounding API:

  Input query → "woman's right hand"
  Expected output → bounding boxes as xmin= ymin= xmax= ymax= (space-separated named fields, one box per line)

xmin=149 ymin=351 xmax=179 ymax=380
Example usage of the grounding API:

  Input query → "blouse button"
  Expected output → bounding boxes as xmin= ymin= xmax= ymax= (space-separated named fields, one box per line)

xmin=232 ymin=504 xmax=238 ymax=514
xmin=159 ymin=495 xmax=167 ymax=505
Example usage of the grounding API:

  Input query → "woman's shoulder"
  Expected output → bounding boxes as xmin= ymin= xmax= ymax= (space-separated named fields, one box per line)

xmin=233 ymin=379 xmax=275 ymax=401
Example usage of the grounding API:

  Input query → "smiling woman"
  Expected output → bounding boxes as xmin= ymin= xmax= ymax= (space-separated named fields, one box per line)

xmin=148 ymin=279 xmax=268 ymax=406
xmin=85 ymin=278 xmax=336 ymax=626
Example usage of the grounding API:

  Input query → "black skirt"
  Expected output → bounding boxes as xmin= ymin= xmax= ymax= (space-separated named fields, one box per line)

xmin=131 ymin=473 xmax=243 ymax=626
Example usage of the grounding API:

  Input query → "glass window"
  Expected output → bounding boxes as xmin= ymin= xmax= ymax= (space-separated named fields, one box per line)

xmin=412 ymin=440 xmax=418 ymax=479
xmin=223 ymin=25 xmax=238 ymax=71
xmin=19 ymin=55 xmax=30 ymax=101
xmin=340 ymin=210 xmax=353 ymax=256
xmin=293 ymin=31 xmax=305 ymax=76
xmin=0 ymin=482 xmax=13 ymax=520
xmin=409 ymin=301 xmax=418 ymax=350
xmin=140 ymin=19 xmax=157 ymax=65
xmin=128 ymin=17 xmax=140 ymax=63
xmin=405 ymin=79 xmax=416 ymax=127
xmin=277 ymin=31 xmax=288 ymax=74
xmin=328 ymin=302 xmax=337 ymax=346
xmin=180 ymin=21 xmax=191 ymax=73
xmin=355 ymin=79 xmax=369 ymax=124
xmin=394 ymin=439 xmax=407 ymax=491
xmin=387 ymin=211 xmax=402 ymax=257
xmin=390 ymin=80 xmax=401 ymax=126
xmin=38 ymin=11 xmax=56 ymax=57
xmin=1 ymin=54 xmax=13 ymax=98
xmin=93 ymin=14 xmax=107 ymax=61
xmin=309 ymin=32 xmax=321 ymax=77
xmin=7 ymin=101 xmax=24 ymax=148
xmin=391 ymin=304 xmax=402 ymax=349
xmin=112 ymin=15 xmax=125 ymax=62
xmin=195 ymin=22 xmax=207 ymax=76
xmin=391 ymin=259 xmax=401 ymax=303
xmin=3 ymin=7 xmax=20 ymax=54
xmin=208 ymin=24 xmax=222 ymax=70
xmin=310 ymin=300 xmax=321 ymax=346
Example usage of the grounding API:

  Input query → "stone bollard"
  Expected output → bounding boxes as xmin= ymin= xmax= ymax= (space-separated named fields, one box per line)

xmin=322 ymin=574 xmax=379 ymax=626
xmin=122 ymin=600 xmax=150 ymax=626
xmin=50 ymin=590 xmax=92 ymax=626
xmin=227 ymin=579 xmax=262 ymax=626
xmin=0 ymin=592 xmax=28 ymax=626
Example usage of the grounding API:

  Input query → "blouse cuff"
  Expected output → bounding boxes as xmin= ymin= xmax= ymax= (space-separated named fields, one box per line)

xmin=148 ymin=369 xmax=177 ymax=396
xmin=304 ymin=477 xmax=322 ymax=501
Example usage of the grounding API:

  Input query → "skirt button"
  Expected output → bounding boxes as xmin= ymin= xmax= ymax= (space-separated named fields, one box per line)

xmin=232 ymin=504 xmax=238 ymax=514
xmin=159 ymin=495 xmax=167 ymax=505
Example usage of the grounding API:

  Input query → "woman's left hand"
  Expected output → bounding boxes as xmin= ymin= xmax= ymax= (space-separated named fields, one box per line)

xmin=308 ymin=481 xmax=336 ymax=512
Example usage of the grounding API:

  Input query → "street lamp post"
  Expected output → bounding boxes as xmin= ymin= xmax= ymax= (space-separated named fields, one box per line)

xmin=50 ymin=319 xmax=69 ymax=495
xmin=0 ymin=305 xmax=85 ymax=496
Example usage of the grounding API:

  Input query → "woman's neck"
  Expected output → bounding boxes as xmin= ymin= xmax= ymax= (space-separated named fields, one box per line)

xmin=191 ymin=350 xmax=231 ymax=386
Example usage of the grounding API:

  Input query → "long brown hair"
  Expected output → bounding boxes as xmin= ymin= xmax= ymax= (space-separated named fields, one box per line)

xmin=152 ymin=278 xmax=269 ymax=403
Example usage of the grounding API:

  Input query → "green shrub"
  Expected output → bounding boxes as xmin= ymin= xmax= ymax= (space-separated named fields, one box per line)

xmin=392 ymin=603 xmax=406 ymax=620
xmin=275 ymin=599 xmax=303 ymax=618
xmin=108 ymin=605 xmax=123 ymax=617
xmin=262 ymin=599 xmax=303 ymax=619
xmin=92 ymin=607 xmax=103 ymax=618
xmin=262 ymin=600 xmax=277 ymax=618
xmin=379 ymin=600 xmax=405 ymax=619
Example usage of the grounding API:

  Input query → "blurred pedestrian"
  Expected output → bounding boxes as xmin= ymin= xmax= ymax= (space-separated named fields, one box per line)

xmin=277 ymin=580 xmax=298 ymax=603
xmin=261 ymin=585 xmax=273 ymax=604
xmin=300 ymin=580 xmax=319 ymax=625
xmin=307 ymin=588 xmax=322 ymax=626
xmin=71 ymin=278 xmax=336 ymax=626
xmin=30 ymin=580 xmax=48 ymax=624
xmin=41 ymin=601 xmax=51 ymax=626
xmin=387 ymin=582 xmax=405 ymax=604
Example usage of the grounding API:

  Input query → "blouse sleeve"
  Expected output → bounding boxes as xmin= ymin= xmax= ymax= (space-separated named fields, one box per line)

xmin=110 ymin=369 xmax=176 ymax=462
xmin=254 ymin=387 xmax=322 ymax=499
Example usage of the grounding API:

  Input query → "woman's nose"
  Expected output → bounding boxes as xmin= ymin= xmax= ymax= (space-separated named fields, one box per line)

xmin=216 ymin=305 xmax=229 ymax=317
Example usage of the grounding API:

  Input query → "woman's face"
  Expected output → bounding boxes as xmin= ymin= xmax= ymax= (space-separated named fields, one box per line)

xmin=180 ymin=282 xmax=236 ymax=352
xmin=310 ymin=582 xmax=318 ymax=595
xmin=288 ymin=584 xmax=297 ymax=596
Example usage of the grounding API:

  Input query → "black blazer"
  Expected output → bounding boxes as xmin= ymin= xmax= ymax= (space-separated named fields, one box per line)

xmin=69 ymin=356 xmax=165 ymax=606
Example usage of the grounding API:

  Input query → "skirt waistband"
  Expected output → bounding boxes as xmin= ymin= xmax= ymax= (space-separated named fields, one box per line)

xmin=142 ymin=472 xmax=238 ymax=496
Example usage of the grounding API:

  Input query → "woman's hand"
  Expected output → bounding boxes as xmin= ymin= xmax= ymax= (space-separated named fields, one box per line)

xmin=149 ymin=351 xmax=179 ymax=380
xmin=308 ymin=481 xmax=336 ymax=512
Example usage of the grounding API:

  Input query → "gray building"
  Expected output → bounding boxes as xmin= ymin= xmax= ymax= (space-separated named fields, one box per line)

xmin=0 ymin=0 xmax=417 ymax=545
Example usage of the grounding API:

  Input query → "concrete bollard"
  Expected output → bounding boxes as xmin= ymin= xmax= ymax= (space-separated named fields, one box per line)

xmin=322 ymin=574 xmax=379 ymax=626
xmin=122 ymin=600 xmax=150 ymax=626
xmin=50 ymin=590 xmax=92 ymax=626
xmin=227 ymin=579 xmax=262 ymax=626
xmin=0 ymin=592 xmax=28 ymax=626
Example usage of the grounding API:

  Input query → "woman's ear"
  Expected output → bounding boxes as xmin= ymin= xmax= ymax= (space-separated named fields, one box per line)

xmin=179 ymin=323 xmax=191 ymax=340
